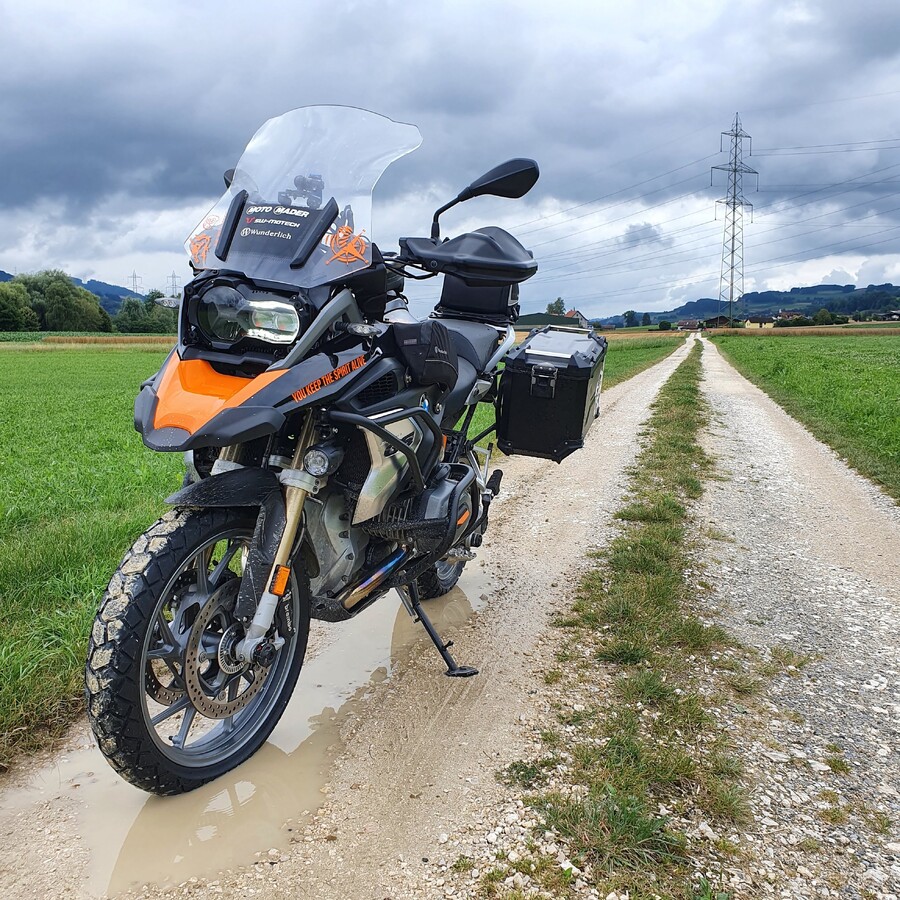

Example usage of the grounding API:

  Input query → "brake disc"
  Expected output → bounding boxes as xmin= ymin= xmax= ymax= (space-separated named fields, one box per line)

xmin=182 ymin=580 xmax=268 ymax=719
xmin=144 ymin=570 xmax=197 ymax=706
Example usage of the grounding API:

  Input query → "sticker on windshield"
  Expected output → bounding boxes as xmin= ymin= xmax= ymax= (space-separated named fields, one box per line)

xmin=188 ymin=216 xmax=223 ymax=267
xmin=189 ymin=232 xmax=214 ymax=267
xmin=326 ymin=226 xmax=367 ymax=265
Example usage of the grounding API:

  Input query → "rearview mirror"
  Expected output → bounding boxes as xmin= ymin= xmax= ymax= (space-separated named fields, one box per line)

xmin=430 ymin=157 xmax=540 ymax=239
xmin=459 ymin=158 xmax=540 ymax=202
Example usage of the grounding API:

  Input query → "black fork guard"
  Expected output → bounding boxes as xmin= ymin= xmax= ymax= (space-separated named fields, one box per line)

xmin=165 ymin=467 xmax=286 ymax=620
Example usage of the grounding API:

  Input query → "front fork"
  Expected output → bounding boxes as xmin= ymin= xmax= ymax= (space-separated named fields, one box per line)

xmin=236 ymin=415 xmax=319 ymax=664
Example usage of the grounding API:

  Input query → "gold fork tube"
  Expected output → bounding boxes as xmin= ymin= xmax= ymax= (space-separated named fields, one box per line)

xmin=242 ymin=414 xmax=318 ymax=650
xmin=272 ymin=413 xmax=318 ymax=567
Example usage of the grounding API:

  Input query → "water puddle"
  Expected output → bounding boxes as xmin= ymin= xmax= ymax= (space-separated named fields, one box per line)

xmin=0 ymin=563 xmax=492 ymax=897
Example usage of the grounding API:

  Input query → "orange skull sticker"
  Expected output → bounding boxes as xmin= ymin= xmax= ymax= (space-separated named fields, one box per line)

xmin=326 ymin=226 xmax=367 ymax=265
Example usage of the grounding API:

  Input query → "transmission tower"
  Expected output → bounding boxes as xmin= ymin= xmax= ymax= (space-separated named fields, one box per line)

xmin=711 ymin=114 xmax=757 ymax=327
xmin=127 ymin=270 xmax=143 ymax=295
xmin=166 ymin=270 xmax=181 ymax=297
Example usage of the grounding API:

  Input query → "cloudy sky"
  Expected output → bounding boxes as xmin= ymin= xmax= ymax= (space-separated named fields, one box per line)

xmin=2 ymin=0 xmax=900 ymax=318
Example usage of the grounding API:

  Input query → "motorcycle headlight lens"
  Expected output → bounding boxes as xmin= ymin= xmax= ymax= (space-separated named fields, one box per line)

xmin=197 ymin=287 xmax=300 ymax=346
xmin=243 ymin=301 xmax=300 ymax=344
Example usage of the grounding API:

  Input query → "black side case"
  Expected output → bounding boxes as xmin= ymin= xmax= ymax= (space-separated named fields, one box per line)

xmin=496 ymin=326 xmax=607 ymax=463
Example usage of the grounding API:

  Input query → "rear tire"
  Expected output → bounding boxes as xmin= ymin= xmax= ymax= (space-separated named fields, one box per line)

xmin=415 ymin=558 xmax=465 ymax=600
xmin=85 ymin=507 xmax=310 ymax=795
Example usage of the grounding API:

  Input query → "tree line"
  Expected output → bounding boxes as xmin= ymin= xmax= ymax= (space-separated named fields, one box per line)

xmin=0 ymin=271 xmax=177 ymax=334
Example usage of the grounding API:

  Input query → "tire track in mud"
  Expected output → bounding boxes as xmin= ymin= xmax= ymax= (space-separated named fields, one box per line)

xmin=0 ymin=338 xmax=695 ymax=900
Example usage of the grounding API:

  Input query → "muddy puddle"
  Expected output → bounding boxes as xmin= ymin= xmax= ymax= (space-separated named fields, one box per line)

xmin=0 ymin=564 xmax=492 ymax=897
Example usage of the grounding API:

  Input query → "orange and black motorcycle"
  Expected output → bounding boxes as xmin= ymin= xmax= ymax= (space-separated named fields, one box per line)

xmin=85 ymin=106 xmax=602 ymax=795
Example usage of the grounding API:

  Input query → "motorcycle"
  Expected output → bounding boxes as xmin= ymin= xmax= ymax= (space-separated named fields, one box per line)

xmin=84 ymin=105 xmax=585 ymax=795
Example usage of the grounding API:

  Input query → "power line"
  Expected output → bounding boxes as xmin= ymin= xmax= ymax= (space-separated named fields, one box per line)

xmin=528 ymin=183 xmax=709 ymax=250
xmin=519 ymin=223 xmax=900 ymax=308
xmin=528 ymin=203 xmax=900 ymax=287
xmin=754 ymin=146 xmax=900 ymax=156
xmin=511 ymin=154 xmax=718 ymax=234
xmin=754 ymin=137 xmax=900 ymax=152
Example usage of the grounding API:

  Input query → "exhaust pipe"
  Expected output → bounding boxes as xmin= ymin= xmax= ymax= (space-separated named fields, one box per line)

xmin=339 ymin=548 xmax=409 ymax=610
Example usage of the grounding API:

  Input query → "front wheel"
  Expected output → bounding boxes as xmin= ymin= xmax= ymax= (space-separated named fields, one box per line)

xmin=85 ymin=507 xmax=310 ymax=795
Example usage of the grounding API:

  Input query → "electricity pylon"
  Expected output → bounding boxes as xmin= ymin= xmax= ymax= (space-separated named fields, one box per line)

xmin=166 ymin=270 xmax=181 ymax=297
xmin=711 ymin=114 xmax=757 ymax=327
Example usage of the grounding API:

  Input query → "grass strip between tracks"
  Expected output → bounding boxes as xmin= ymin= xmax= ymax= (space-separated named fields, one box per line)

xmin=476 ymin=342 xmax=745 ymax=899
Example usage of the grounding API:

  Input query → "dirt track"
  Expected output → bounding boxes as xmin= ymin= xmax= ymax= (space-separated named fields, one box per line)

xmin=2 ymin=333 xmax=897 ymax=898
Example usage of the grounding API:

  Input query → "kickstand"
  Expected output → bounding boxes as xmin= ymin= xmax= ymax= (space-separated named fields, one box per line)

xmin=398 ymin=583 xmax=478 ymax=678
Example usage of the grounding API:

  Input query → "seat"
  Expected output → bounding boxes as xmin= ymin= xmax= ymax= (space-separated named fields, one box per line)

xmin=442 ymin=358 xmax=479 ymax=422
xmin=439 ymin=318 xmax=502 ymax=373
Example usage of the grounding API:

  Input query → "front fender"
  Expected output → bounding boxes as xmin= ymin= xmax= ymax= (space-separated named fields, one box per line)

xmin=166 ymin=468 xmax=288 ymax=621
xmin=165 ymin=466 xmax=280 ymax=507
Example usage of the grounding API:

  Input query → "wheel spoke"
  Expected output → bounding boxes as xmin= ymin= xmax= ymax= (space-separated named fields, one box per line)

xmin=150 ymin=695 xmax=191 ymax=726
xmin=194 ymin=550 xmax=211 ymax=596
xmin=210 ymin=539 xmax=243 ymax=588
xmin=223 ymin=682 xmax=239 ymax=734
xmin=171 ymin=705 xmax=197 ymax=748
xmin=152 ymin=613 xmax=179 ymax=655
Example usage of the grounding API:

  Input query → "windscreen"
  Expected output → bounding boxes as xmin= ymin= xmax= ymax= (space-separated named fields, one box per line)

xmin=186 ymin=106 xmax=422 ymax=289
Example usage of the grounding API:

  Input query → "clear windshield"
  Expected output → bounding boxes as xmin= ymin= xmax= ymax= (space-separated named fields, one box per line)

xmin=186 ymin=106 xmax=421 ymax=289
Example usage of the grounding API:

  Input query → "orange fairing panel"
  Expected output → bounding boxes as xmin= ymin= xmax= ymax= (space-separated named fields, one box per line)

xmin=153 ymin=357 xmax=287 ymax=435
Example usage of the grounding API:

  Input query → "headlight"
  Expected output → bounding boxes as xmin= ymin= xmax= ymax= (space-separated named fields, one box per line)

xmin=197 ymin=286 xmax=300 ymax=345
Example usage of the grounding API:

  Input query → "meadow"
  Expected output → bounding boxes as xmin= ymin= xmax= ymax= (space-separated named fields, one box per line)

xmin=0 ymin=334 xmax=684 ymax=767
xmin=711 ymin=333 xmax=900 ymax=501
xmin=0 ymin=347 xmax=180 ymax=765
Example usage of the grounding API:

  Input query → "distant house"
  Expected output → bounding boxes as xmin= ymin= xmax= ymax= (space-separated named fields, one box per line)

xmin=702 ymin=315 xmax=732 ymax=329
xmin=745 ymin=315 xmax=775 ymax=329
xmin=564 ymin=308 xmax=589 ymax=328
xmin=777 ymin=309 xmax=806 ymax=320
xmin=677 ymin=319 xmax=701 ymax=331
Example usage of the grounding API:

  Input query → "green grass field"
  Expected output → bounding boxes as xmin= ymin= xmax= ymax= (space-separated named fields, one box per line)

xmin=0 ymin=334 xmax=684 ymax=767
xmin=712 ymin=333 xmax=900 ymax=501
xmin=0 ymin=348 xmax=180 ymax=765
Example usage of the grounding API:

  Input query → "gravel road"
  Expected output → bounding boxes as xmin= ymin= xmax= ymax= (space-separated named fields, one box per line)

xmin=3 ymin=335 xmax=897 ymax=899
xmin=692 ymin=339 xmax=900 ymax=898
xmin=0 ymin=339 xmax=694 ymax=899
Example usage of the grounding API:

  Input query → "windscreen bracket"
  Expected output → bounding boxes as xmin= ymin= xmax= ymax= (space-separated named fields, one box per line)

xmin=214 ymin=190 xmax=249 ymax=261
xmin=290 ymin=197 xmax=340 ymax=269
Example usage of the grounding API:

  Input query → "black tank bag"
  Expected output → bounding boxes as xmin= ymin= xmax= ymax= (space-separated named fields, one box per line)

xmin=391 ymin=319 xmax=459 ymax=391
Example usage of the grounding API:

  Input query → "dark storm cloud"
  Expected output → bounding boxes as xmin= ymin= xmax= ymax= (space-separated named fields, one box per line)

xmin=617 ymin=223 xmax=673 ymax=250
xmin=2 ymin=0 xmax=900 ymax=311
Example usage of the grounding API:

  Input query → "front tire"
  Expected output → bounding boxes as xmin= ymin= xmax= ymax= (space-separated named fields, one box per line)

xmin=85 ymin=507 xmax=310 ymax=795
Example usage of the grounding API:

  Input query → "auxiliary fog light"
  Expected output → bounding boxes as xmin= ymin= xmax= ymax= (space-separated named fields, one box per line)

xmin=303 ymin=444 xmax=344 ymax=477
